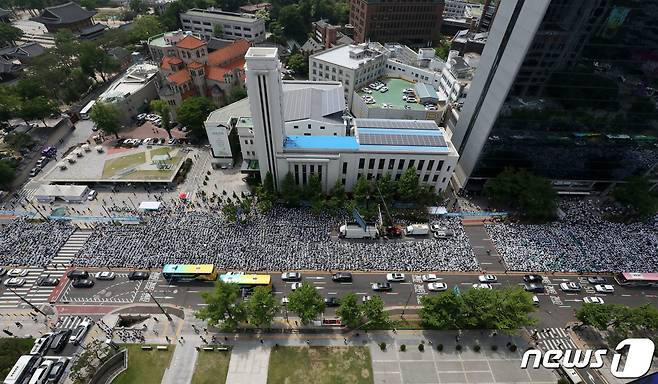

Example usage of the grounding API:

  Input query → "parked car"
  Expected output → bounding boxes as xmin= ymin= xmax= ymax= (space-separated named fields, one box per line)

xmin=87 ymin=190 xmax=97 ymax=201
xmin=290 ymin=282 xmax=302 ymax=291
xmin=523 ymin=274 xmax=543 ymax=283
xmin=594 ymin=284 xmax=615 ymax=294
xmin=331 ymin=272 xmax=352 ymax=282
xmin=36 ymin=276 xmax=59 ymax=287
xmin=427 ymin=282 xmax=448 ymax=291
xmin=372 ymin=282 xmax=392 ymax=292
xmin=29 ymin=359 xmax=53 ymax=384
xmin=29 ymin=167 xmax=40 ymax=177
xmin=95 ymin=271 xmax=115 ymax=280
xmin=524 ymin=283 xmax=545 ymax=293
xmin=386 ymin=273 xmax=405 ymax=282
xmin=583 ymin=297 xmax=605 ymax=304
xmin=587 ymin=276 xmax=607 ymax=285
xmin=421 ymin=274 xmax=439 ymax=282
xmin=72 ymin=279 xmax=94 ymax=288
xmin=127 ymin=271 xmax=150 ymax=280
xmin=69 ymin=319 xmax=92 ymax=344
xmin=472 ymin=283 xmax=493 ymax=290
xmin=324 ymin=297 xmax=340 ymax=307
xmin=4 ymin=277 xmax=26 ymax=287
xmin=281 ymin=272 xmax=301 ymax=282
xmin=46 ymin=357 xmax=69 ymax=383
xmin=49 ymin=330 xmax=72 ymax=353
xmin=0 ymin=268 xmax=6 ymax=276
xmin=559 ymin=282 xmax=582 ymax=292
xmin=8 ymin=268 xmax=29 ymax=277
xmin=532 ymin=296 xmax=540 ymax=306
xmin=66 ymin=270 xmax=89 ymax=280
xmin=478 ymin=274 xmax=497 ymax=283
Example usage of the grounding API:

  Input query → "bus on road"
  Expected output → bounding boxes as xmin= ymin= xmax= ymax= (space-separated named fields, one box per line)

xmin=615 ymin=272 xmax=658 ymax=288
xmin=219 ymin=273 xmax=272 ymax=288
xmin=79 ymin=100 xmax=96 ymax=120
xmin=162 ymin=264 xmax=218 ymax=281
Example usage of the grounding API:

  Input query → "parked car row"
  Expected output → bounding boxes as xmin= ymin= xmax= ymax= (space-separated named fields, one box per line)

xmin=67 ymin=270 xmax=150 ymax=288
xmin=117 ymin=137 xmax=183 ymax=148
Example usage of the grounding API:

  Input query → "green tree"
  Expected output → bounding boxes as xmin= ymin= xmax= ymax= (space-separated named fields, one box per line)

xmin=129 ymin=15 xmax=165 ymax=43
xmin=79 ymin=41 xmax=119 ymax=82
xmin=0 ymin=161 xmax=16 ymax=188
xmin=263 ymin=171 xmax=275 ymax=196
xmin=434 ymin=35 xmax=451 ymax=60
xmin=576 ymin=303 xmax=619 ymax=330
xmin=18 ymin=96 xmax=58 ymax=126
xmin=353 ymin=176 xmax=370 ymax=203
xmin=484 ymin=168 xmax=557 ymax=222
xmin=286 ymin=53 xmax=308 ymax=76
xmin=287 ymin=282 xmax=325 ymax=325
xmin=277 ymin=4 xmax=305 ymax=41
xmin=90 ymin=102 xmax=122 ymax=139
xmin=225 ymin=86 xmax=247 ymax=104
xmin=0 ymin=23 xmax=23 ymax=46
xmin=3 ymin=132 xmax=35 ymax=151
xmin=150 ymin=99 xmax=173 ymax=138
xmin=212 ymin=23 xmax=224 ymax=38
xmin=613 ymin=176 xmax=658 ymax=219
xmin=362 ymin=296 xmax=389 ymax=328
xmin=129 ymin=0 xmax=149 ymax=13
xmin=177 ymin=96 xmax=215 ymax=138
xmin=336 ymin=293 xmax=362 ymax=329
xmin=0 ymin=87 xmax=21 ymax=122
xmin=397 ymin=167 xmax=420 ymax=200
xmin=245 ymin=286 xmax=279 ymax=328
xmin=280 ymin=171 xmax=301 ymax=206
xmin=376 ymin=173 xmax=395 ymax=204
xmin=196 ymin=280 xmax=247 ymax=331
xmin=304 ymin=173 xmax=322 ymax=200
xmin=419 ymin=291 xmax=464 ymax=329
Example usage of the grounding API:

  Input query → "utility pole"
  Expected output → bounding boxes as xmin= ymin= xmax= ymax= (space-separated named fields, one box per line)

xmin=401 ymin=284 xmax=414 ymax=319
xmin=148 ymin=292 xmax=172 ymax=321
xmin=7 ymin=287 xmax=47 ymax=316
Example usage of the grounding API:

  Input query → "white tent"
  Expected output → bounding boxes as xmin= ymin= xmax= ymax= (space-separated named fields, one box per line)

xmin=35 ymin=185 xmax=89 ymax=203
xmin=138 ymin=201 xmax=162 ymax=211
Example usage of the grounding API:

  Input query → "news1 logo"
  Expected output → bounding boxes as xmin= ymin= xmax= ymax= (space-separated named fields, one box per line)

xmin=521 ymin=338 xmax=655 ymax=379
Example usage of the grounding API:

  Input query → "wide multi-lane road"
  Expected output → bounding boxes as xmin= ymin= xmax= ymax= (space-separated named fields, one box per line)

xmin=41 ymin=270 xmax=658 ymax=328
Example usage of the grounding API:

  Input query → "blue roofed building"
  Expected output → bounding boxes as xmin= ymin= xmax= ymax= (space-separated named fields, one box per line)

xmin=206 ymin=47 xmax=458 ymax=193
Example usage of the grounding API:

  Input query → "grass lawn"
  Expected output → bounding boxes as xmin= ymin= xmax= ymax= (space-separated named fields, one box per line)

xmin=150 ymin=147 xmax=174 ymax=157
xmin=112 ymin=344 xmax=174 ymax=384
xmin=268 ymin=346 xmax=373 ymax=384
xmin=191 ymin=350 xmax=231 ymax=384
xmin=0 ymin=338 xmax=34 ymax=381
xmin=102 ymin=152 xmax=146 ymax=177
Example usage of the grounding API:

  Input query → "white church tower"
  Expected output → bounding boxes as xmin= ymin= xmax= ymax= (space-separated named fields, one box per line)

xmin=244 ymin=47 xmax=286 ymax=190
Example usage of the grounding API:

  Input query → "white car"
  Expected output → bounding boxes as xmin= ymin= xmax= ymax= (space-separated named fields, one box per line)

xmin=583 ymin=297 xmax=605 ymax=304
xmin=478 ymin=274 xmax=497 ymax=283
xmin=421 ymin=274 xmax=439 ymax=282
xmin=560 ymin=282 xmax=582 ymax=292
xmin=281 ymin=297 xmax=289 ymax=305
xmin=87 ymin=190 xmax=97 ymax=201
xmin=290 ymin=282 xmax=302 ymax=291
xmin=379 ymin=87 xmax=388 ymax=92
xmin=95 ymin=271 xmax=116 ymax=280
xmin=429 ymin=224 xmax=441 ymax=232
xmin=7 ymin=268 xmax=28 ymax=277
xmin=472 ymin=283 xmax=493 ymax=290
xmin=4 ymin=278 xmax=26 ymax=287
xmin=362 ymin=295 xmax=372 ymax=303
xmin=386 ymin=273 xmax=405 ymax=282
xmin=69 ymin=319 xmax=91 ymax=344
xmin=29 ymin=360 xmax=53 ymax=384
xmin=427 ymin=282 xmax=448 ymax=291
xmin=532 ymin=295 xmax=540 ymax=306
xmin=594 ymin=284 xmax=615 ymax=294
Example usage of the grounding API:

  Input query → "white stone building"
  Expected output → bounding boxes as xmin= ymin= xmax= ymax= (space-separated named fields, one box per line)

xmin=180 ymin=8 xmax=266 ymax=43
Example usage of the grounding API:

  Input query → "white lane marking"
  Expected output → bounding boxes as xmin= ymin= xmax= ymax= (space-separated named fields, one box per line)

xmin=559 ymin=305 xmax=572 ymax=308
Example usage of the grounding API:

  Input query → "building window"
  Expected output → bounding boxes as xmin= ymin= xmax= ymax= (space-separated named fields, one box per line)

xmin=294 ymin=125 xmax=298 ymax=129
xmin=398 ymin=159 xmax=405 ymax=170
xmin=378 ymin=159 xmax=384 ymax=170
xmin=368 ymin=159 xmax=375 ymax=169
xmin=427 ymin=160 xmax=435 ymax=171
xmin=388 ymin=159 xmax=394 ymax=170
xmin=432 ymin=174 xmax=439 ymax=182
xmin=302 ymin=165 xmax=307 ymax=185
xmin=418 ymin=160 xmax=425 ymax=171
xmin=438 ymin=160 xmax=444 ymax=172
xmin=320 ymin=126 xmax=325 ymax=130
xmin=358 ymin=158 xmax=365 ymax=169
xmin=423 ymin=174 xmax=429 ymax=182
xmin=250 ymin=140 xmax=253 ymax=144
xmin=342 ymin=162 xmax=347 ymax=174
xmin=295 ymin=164 xmax=300 ymax=184
xmin=303 ymin=133 xmax=311 ymax=136
xmin=307 ymin=124 xmax=311 ymax=129
xmin=408 ymin=160 xmax=415 ymax=169
xmin=442 ymin=177 xmax=447 ymax=183
xmin=341 ymin=178 xmax=346 ymax=185
xmin=310 ymin=164 xmax=314 ymax=173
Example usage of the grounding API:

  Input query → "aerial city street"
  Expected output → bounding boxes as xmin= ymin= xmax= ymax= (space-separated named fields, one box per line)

xmin=0 ymin=0 xmax=656 ymax=384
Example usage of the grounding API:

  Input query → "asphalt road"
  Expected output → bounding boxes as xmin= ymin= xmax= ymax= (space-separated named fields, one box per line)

xmin=53 ymin=271 xmax=658 ymax=328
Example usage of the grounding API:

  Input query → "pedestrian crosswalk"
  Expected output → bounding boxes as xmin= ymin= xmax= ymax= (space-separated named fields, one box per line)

xmin=55 ymin=316 xmax=91 ymax=330
xmin=0 ymin=229 xmax=92 ymax=309
xmin=534 ymin=327 xmax=578 ymax=351
xmin=17 ymin=187 xmax=37 ymax=201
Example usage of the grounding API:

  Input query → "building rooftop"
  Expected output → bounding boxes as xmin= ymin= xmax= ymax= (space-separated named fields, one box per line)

xmin=98 ymin=63 xmax=159 ymax=103
xmin=282 ymin=81 xmax=345 ymax=122
xmin=283 ymin=135 xmax=358 ymax=152
xmin=32 ymin=1 xmax=95 ymax=25
xmin=355 ymin=78 xmax=436 ymax=111
xmin=311 ymin=43 xmax=385 ymax=69
xmin=206 ymin=97 xmax=251 ymax=124
xmin=176 ymin=35 xmax=206 ymax=50
xmin=183 ymin=8 xmax=261 ymax=23
xmin=355 ymin=122 xmax=449 ymax=153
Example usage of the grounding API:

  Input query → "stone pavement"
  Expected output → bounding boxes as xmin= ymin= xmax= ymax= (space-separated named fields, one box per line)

xmin=225 ymin=344 xmax=271 ymax=384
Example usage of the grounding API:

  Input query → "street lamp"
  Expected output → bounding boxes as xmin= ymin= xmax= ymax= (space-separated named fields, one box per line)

xmin=7 ymin=287 xmax=47 ymax=317
xmin=148 ymin=292 xmax=172 ymax=321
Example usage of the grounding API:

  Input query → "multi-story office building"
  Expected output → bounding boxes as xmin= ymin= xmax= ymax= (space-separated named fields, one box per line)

xmin=349 ymin=0 xmax=444 ymax=46
xmin=452 ymin=0 xmax=658 ymax=191
xmin=180 ymin=8 xmax=266 ymax=43
xmin=207 ymin=47 xmax=459 ymax=193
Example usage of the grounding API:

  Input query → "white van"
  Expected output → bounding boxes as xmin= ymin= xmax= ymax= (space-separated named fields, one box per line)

xmin=28 ymin=360 xmax=52 ymax=384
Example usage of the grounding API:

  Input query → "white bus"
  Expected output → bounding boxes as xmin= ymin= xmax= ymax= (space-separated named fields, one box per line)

xmin=3 ymin=355 xmax=41 ymax=384
xmin=79 ymin=100 xmax=96 ymax=120
xmin=559 ymin=366 xmax=584 ymax=384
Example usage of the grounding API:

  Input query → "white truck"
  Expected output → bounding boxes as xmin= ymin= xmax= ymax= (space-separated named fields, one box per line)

xmin=405 ymin=224 xmax=430 ymax=236
xmin=339 ymin=223 xmax=379 ymax=239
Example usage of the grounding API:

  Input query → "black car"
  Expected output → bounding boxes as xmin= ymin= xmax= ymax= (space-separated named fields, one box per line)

xmin=49 ymin=330 xmax=72 ymax=353
xmin=324 ymin=297 xmax=340 ymax=307
xmin=524 ymin=283 xmax=545 ymax=293
xmin=37 ymin=276 xmax=60 ymax=287
xmin=372 ymin=282 xmax=392 ymax=292
xmin=587 ymin=276 xmax=606 ymax=284
xmin=47 ymin=357 xmax=69 ymax=383
xmin=72 ymin=279 xmax=94 ymax=288
xmin=0 ymin=267 xmax=6 ymax=277
xmin=523 ymin=274 xmax=543 ymax=283
xmin=66 ymin=270 xmax=89 ymax=280
xmin=331 ymin=272 xmax=353 ymax=282
xmin=128 ymin=271 xmax=150 ymax=280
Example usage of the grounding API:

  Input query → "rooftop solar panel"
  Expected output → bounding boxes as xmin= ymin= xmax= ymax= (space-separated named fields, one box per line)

xmin=353 ymin=119 xmax=439 ymax=130
xmin=359 ymin=133 xmax=446 ymax=147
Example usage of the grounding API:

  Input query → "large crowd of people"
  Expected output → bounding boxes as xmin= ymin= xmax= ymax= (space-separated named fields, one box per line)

xmin=0 ymin=219 xmax=74 ymax=267
xmin=486 ymin=199 xmax=658 ymax=272
xmin=71 ymin=206 xmax=478 ymax=271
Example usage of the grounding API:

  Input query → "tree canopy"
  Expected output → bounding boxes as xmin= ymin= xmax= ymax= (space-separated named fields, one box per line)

xmin=287 ymin=282 xmax=325 ymax=325
xmin=484 ymin=168 xmax=557 ymax=222
xmin=129 ymin=15 xmax=165 ymax=43
xmin=420 ymin=287 xmax=536 ymax=333
xmin=336 ymin=293 xmax=361 ymax=329
xmin=0 ymin=23 xmax=23 ymax=46
xmin=90 ymin=102 xmax=122 ymax=139
xmin=196 ymin=280 xmax=247 ymax=331
xmin=176 ymin=96 xmax=215 ymax=139
xmin=576 ymin=303 xmax=658 ymax=347
xmin=613 ymin=176 xmax=658 ymax=220
xmin=245 ymin=286 xmax=279 ymax=328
